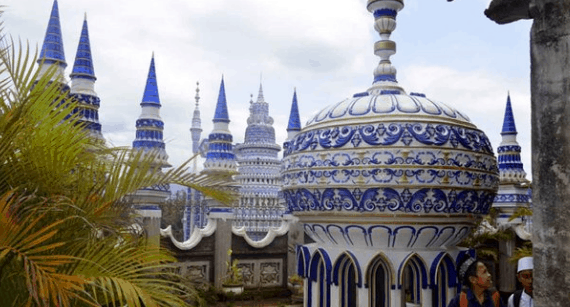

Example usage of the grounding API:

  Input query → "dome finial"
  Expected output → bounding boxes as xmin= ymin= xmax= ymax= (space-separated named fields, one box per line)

xmin=366 ymin=0 xmax=405 ymax=94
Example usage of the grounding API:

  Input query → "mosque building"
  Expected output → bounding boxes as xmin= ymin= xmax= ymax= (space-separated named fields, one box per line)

xmin=34 ymin=0 xmax=532 ymax=306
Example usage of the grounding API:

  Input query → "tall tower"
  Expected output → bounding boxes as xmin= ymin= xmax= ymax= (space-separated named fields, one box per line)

xmin=494 ymin=93 xmax=531 ymax=226
xmin=183 ymin=82 xmax=206 ymax=240
xmin=131 ymin=55 xmax=171 ymax=245
xmin=37 ymin=0 xmax=67 ymax=86
xmin=190 ymin=82 xmax=203 ymax=158
xmin=234 ymin=83 xmax=283 ymax=241
xmin=493 ymin=93 xmax=532 ymax=293
xmin=69 ymin=16 xmax=104 ymax=142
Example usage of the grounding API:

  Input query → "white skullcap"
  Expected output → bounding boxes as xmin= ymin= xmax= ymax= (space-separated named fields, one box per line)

xmin=517 ymin=256 xmax=533 ymax=273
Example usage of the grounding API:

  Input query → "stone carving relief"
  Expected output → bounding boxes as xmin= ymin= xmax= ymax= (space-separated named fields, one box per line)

xmin=236 ymin=259 xmax=283 ymax=287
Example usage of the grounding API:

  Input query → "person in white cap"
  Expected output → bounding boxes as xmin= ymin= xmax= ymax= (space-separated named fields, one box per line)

xmin=508 ymin=256 xmax=533 ymax=307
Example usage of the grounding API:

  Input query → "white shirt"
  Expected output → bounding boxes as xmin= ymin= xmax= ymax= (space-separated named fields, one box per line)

xmin=508 ymin=290 xmax=533 ymax=307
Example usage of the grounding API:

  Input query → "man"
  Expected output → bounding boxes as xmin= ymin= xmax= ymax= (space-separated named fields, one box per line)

xmin=508 ymin=257 xmax=533 ymax=307
xmin=447 ymin=256 xmax=505 ymax=307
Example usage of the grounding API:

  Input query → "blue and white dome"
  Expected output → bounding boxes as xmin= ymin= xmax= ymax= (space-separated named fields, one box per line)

xmin=282 ymin=0 xmax=499 ymax=251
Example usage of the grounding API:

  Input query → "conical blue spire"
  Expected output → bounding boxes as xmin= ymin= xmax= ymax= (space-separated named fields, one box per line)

xmin=38 ymin=0 xmax=66 ymax=67
xmin=70 ymin=16 xmax=96 ymax=80
xmin=141 ymin=55 xmax=160 ymax=106
xmin=501 ymin=94 xmax=517 ymax=135
xmin=213 ymin=77 xmax=230 ymax=123
xmin=287 ymin=89 xmax=301 ymax=131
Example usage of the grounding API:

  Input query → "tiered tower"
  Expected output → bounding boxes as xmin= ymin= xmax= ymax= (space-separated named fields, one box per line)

xmin=201 ymin=76 xmax=237 ymax=213
xmin=69 ymin=16 xmax=104 ymax=142
xmin=492 ymin=94 xmax=532 ymax=294
xmin=131 ymin=55 xmax=171 ymax=245
xmin=282 ymin=1 xmax=499 ymax=306
xmin=37 ymin=0 xmax=68 ymax=87
xmin=234 ymin=84 xmax=283 ymax=241
xmin=202 ymin=77 xmax=237 ymax=176
xmin=493 ymin=94 xmax=531 ymax=228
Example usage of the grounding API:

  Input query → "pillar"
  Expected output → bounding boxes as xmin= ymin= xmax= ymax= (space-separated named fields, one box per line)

xmin=358 ymin=286 xmax=368 ymax=306
xmin=531 ymin=1 xmax=570 ymax=306
xmin=421 ymin=288 xmax=433 ymax=307
xmin=288 ymin=221 xmax=305 ymax=278
xmin=214 ymin=218 xmax=232 ymax=288
xmin=330 ymin=284 xmax=339 ymax=307
xmin=498 ymin=238 xmax=516 ymax=293
xmin=391 ymin=288 xmax=402 ymax=307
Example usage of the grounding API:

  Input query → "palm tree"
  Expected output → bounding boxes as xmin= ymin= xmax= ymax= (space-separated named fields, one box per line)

xmin=0 ymin=15 xmax=234 ymax=307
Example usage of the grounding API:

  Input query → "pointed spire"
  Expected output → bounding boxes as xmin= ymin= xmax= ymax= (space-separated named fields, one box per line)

xmin=38 ymin=0 xmax=67 ymax=67
xmin=70 ymin=16 xmax=96 ymax=80
xmin=256 ymin=82 xmax=265 ymax=103
xmin=501 ymin=93 xmax=517 ymax=135
xmin=287 ymin=89 xmax=301 ymax=132
xmin=213 ymin=76 xmax=230 ymax=123
xmin=141 ymin=55 xmax=160 ymax=106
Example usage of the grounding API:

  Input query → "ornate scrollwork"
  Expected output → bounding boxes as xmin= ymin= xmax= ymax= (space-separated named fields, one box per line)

xmin=285 ymin=187 xmax=495 ymax=214
xmin=284 ymin=122 xmax=494 ymax=158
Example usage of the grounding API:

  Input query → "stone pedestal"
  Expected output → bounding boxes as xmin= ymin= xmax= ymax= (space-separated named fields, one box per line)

xmin=531 ymin=1 xmax=570 ymax=306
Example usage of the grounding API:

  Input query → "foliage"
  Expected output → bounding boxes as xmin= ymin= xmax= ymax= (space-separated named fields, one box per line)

xmin=223 ymin=249 xmax=243 ymax=286
xmin=458 ymin=208 xmax=513 ymax=261
xmin=160 ymin=190 xmax=188 ymax=241
xmin=288 ymin=274 xmax=303 ymax=285
xmin=509 ymin=242 xmax=533 ymax=264
xmin=508 ymin=205 xmax=533 ymax=222
xmin=0 ymin=12 xmax=235 ymax=307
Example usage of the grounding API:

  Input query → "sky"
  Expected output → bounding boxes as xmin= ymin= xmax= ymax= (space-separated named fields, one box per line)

xmin=3 ymin=0 xmax=533 ymax=180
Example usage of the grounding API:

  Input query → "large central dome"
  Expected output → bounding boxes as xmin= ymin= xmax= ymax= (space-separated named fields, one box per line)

xmin=281 ymin=0 xmax=499 ymax=251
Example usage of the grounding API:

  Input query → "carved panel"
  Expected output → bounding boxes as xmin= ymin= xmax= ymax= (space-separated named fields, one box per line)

xmin=236 ymin=258 xmax=283 ymax=288
xmin=174 ymin=261 xmax=210 ymax=284
xmin=237 ymin=262 xmax=255 ymax=286
xmin=260 ymin=261 xmax=281 ymax=286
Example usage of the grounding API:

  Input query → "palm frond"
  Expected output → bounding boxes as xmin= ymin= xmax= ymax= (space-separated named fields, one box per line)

xmin=0 ymin=192 xmax=90 ymax=307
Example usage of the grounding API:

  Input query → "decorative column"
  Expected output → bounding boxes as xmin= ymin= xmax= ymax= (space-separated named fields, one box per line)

xmin=367 ymin=0 xmax=405 ymax=94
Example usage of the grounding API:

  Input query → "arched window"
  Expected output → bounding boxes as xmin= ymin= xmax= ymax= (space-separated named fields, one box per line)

xmin=309 ymin=249 xmax=331 ymax=307
xmin=367 ymin=255 xmax=391 ymax=307
xmin=431 ymin=254 xmax=456 ymax=307
xmin=401 ymin=255 xmax=427 ymax=307
xmin=333 ymin=253 xmax=361 ymax=307
xmin=318 ymin=260 xmax=327 ymax=307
